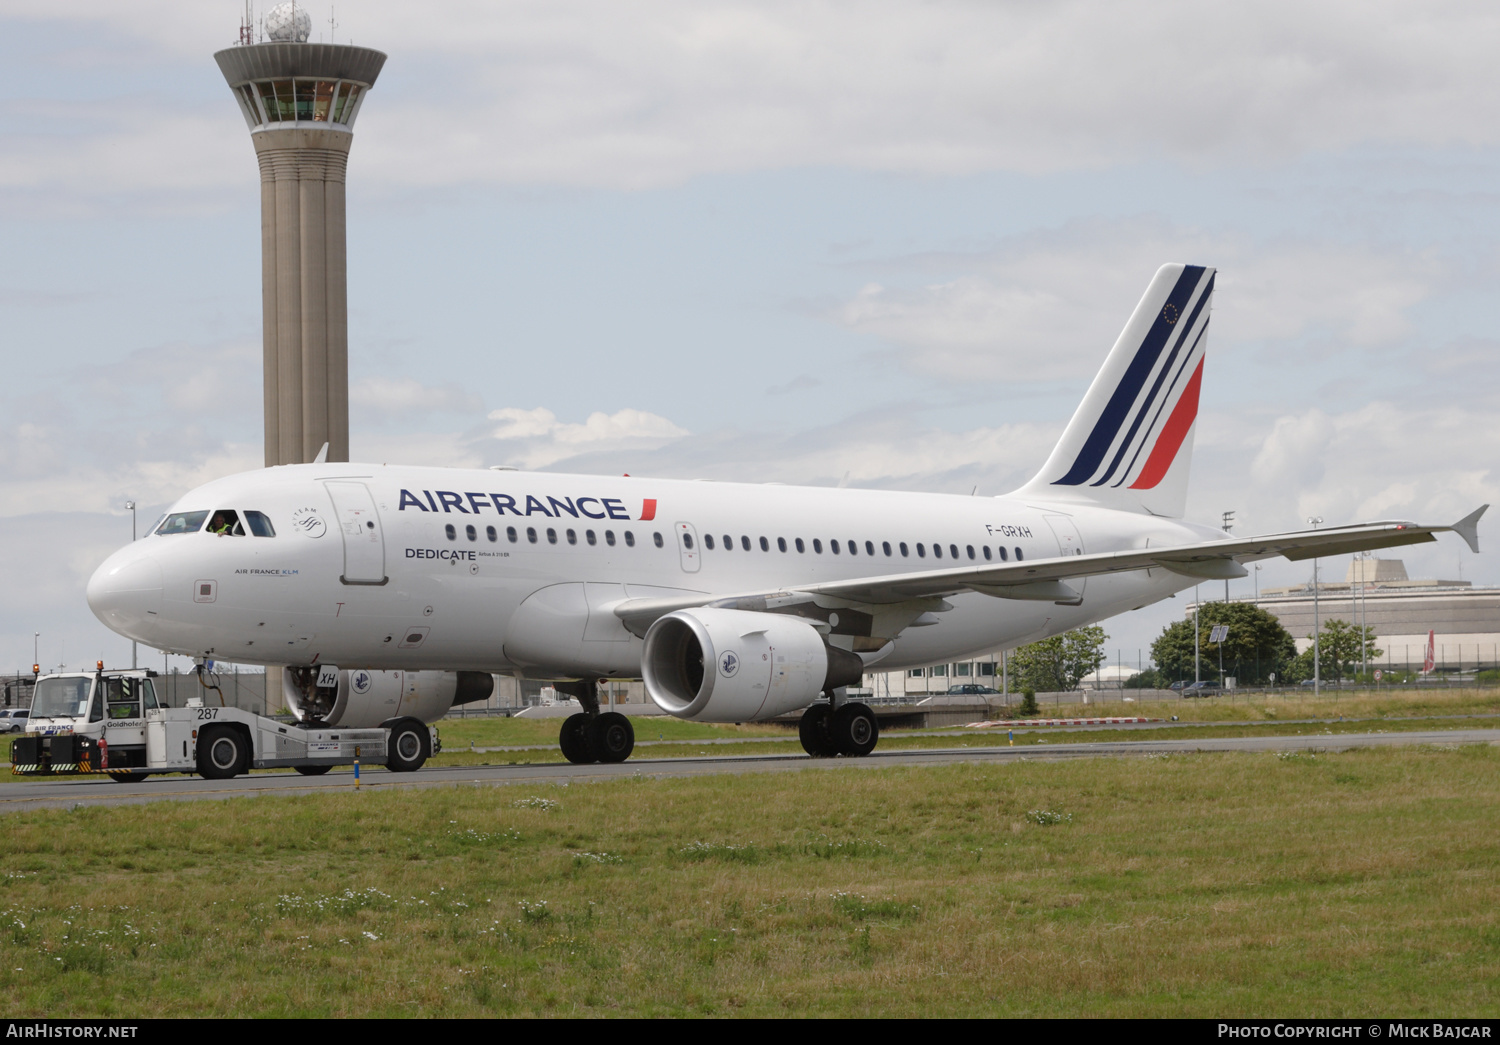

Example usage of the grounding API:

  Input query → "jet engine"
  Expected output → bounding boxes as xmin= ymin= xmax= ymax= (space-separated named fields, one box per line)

xmin=283 ymin=668 xmax=494 ymax=727
xmin=641 ymin=607 xmax=865 ymax=722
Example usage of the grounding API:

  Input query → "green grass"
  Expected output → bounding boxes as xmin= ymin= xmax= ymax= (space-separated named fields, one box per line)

xmin=1 ymin=744 xmax=1497 ymax=1016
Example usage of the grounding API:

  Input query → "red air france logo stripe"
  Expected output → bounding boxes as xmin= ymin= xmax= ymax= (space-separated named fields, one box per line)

xmin=640 ymin=499 xmax=657 ymax=521
xmin=1129 ymin=357 xmax=1203 ymax=490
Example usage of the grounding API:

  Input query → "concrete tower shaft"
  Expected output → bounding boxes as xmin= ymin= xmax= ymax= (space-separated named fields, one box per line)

xmin=214 ymin=42 xmax=386 ymax=466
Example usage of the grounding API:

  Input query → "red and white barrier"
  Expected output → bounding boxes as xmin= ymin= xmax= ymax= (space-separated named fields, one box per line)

xmin=964 ymin=717 xmax=1160 ymax=728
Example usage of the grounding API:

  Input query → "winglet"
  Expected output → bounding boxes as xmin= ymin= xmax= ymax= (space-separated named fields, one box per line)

xmin=313 ymin=442 xmax=329 ymax=465
xmin=1451 ymin=504 xmax=1487 ymax=554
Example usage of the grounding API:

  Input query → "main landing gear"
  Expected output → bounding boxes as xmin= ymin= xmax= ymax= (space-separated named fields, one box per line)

xmin=798 ymin=698 xmax=879 ymax=758
xmin=554 ymin=679 xmax=636 ymax=765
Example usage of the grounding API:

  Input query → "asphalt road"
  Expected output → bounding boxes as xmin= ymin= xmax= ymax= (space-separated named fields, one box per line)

xmin=2 ymin=728 xmax=1496 ymax=813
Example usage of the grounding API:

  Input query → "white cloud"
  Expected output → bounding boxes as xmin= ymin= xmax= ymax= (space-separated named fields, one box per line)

xmin=8 ymin=2 xmax=1500 ymax=196
xmin=351 ymin=376 xmax=483 ymax=417
xmin=484 ymin=406 xmax=690 ymax=470
xmin=828 ymin=220 xmax=1440 ymax=381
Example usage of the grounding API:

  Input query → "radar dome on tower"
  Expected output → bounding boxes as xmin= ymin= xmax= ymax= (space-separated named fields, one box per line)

xmin=264 ymin=2 xmax=312 ymax=43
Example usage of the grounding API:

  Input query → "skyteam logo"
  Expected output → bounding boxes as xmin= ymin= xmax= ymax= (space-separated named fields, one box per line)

xmin=351 ymin=670 xmax=373 ymax=695
xmin=1052 ymin=265 xmax=1214 ymax=491
xmin=719 ymin=651 xmax=739 ymax=678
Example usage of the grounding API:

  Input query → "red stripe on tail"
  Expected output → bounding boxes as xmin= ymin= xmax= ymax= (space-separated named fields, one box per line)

xmin=640 ymin=499 xmax=657 ymax=521
xmin=1129 ymin=358 xmax=1203 ymax=490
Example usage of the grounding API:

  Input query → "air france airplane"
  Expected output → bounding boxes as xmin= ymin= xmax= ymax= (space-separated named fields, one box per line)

xmin=87 ymin=264 xmax=1485 ymax=764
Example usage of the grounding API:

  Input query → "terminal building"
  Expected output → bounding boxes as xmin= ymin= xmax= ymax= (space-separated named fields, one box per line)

xmin=1192 ymin=558 xmax=1500 ymax=673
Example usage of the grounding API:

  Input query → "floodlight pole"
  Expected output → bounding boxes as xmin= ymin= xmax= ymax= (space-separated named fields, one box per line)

xmin=1194 ymin=584 xmax=1201 ymax=684
xmin=1309 ymin=517 xmax=1323 ymax=697
xmin=1221 ymin=510 xmax=1235 ymax=603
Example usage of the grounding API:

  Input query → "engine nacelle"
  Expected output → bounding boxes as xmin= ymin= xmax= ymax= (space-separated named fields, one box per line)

xmin=641 ymin=608 xmax=864 ymax=722
xmin=283 ymin=668 xmax=494 ymax=727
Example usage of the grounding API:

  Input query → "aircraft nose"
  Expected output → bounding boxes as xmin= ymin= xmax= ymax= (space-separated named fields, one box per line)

xmin=87 ymin=546 xmax=164 ymax=637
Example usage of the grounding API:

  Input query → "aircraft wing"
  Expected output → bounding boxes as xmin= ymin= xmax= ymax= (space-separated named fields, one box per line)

xmin=613 ymin=506 xmax=1485 ymax=633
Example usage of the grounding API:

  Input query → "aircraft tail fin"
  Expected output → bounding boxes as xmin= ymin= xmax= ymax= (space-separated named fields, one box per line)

xmin=1014 ymin=263 xmax=1216 ymax=518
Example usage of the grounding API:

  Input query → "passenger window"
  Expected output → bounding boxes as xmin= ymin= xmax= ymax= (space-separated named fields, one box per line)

xmin=682 ymin=532 xmax=694 ymax=550
xmin=587 ymin=530 xmax=597 ymax=546
xmin=1015 ymin=547 xmax=1024 ymax=561
xmin=566 ymin=529 xmax=577 ymax=545
xmin=882 ymin=541 xmax=891 ymax=556
xmin=813 ymin=539 xmax=822 ymax=554
xmin=795 ymin=538 xmax=805 ymax=553
xmin=966 ymin=545 xmax=975 ymax=560
xmin=982 ymin=546 xmax=991 ymax=560
xmin=759 ymin=537 xmax=769 ymax=552
xmin=865 ymin=541 xmax=875 ymax=556
xmin=740 ymin=536 xmax=751 ymax=551
xmin=704 ymin=534 xmax=714 ymax=550
xmin=951 ymin=544 xmax=960 ymax=559
xmin=245 ymin=511 xmax=276 ymax=537
xmin=445 ymin=523 xmax=457 ymax=541
xmin=547 ymin=528 xmax=558 ymax=544
xmin=777 ymin=537 xmax=787 ymax=552
xmin=487 ymin=526 xmax=497 ymax=542
xmin=847 ymin=540 xmax=857 ymax=556
xmin=653 ymin=532 xmax=664 ymax=548
xmin=507 ymin=526 xmax=518 ymax=543
xmin=916 ymin=543 xmax=926 ymax=558
xmin=723 ymin=534 xmax=732 ymax=550
xmin=606 ymin=530 xmax=616 ymax=546
xmin=933 ymin=544 xmax=943 ymax=559
xmin=625 ymin=531 xmax=636 ymax=547
xmin=526 ymin=527 xmax=538 ymax=543
xmin=207 ymin=510 xmax=243 ymax=536
xmin=830 ymin=540 xmax=840 ymax=555
xmin=466 ymin=524 xmax=477 ymax=541
xmin=900 ymin=542 xmax=909 ymax=557
xmin=998 ymin=546 xmax=1008 ymax=561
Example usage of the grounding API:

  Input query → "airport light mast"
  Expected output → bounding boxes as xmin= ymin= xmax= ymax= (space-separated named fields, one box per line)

xmin=214 ymin=3 xmax=386 ymax=466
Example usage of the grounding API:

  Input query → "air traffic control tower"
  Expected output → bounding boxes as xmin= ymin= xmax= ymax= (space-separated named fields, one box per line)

xmin=214 ymin=4 xmax=385 ymax=466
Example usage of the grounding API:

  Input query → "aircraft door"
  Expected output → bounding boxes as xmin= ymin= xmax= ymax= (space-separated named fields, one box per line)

xmin=1043 ymin=514 xmax=1086 ymax=599
xmin=325 ymin=481 xmax=387 ymax=585
xmin=675 ymin=522 xmax=701 ymax=574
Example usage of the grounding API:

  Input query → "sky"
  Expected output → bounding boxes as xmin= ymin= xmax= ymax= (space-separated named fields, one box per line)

xmin=2 ymin=0 xmax=1498 ymax=674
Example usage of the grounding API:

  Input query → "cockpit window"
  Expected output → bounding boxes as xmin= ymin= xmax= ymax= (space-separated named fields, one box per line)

xmin=245 ymin=511 xmax=276 ymax=537
xmin=156 ymin=511 xmax=209 ymax=535
xmin=207 ymin=510 xmax=244 ymax=536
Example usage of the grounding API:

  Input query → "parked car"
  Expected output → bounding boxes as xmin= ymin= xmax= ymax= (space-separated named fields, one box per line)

xmin=1181 ymin=682 xmax=1221 ymax=697
xmin=0 ymin=709 xmax=29 ymax=733
xmin=946 ymin=684 xmax=1000 ymax=696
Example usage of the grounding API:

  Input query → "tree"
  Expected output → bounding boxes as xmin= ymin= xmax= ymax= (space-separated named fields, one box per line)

xmin=1009 ymin=626 xmax=1108 ymax=692
xmin=1149 ymin=602 xmax=1297 ymax=685
xmin=1290 ymin=619 xmax=1382 ymax=684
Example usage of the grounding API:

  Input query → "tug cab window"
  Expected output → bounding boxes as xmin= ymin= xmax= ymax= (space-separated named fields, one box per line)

xmin=156 ymin=511 xmax=209 ymax=535
xmin=104 ymin=677 xmax=147 ymax=720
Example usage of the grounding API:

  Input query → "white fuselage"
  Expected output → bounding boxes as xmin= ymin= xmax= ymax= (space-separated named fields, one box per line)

xmin=87 ymin=464 xmax=1220 ymax=677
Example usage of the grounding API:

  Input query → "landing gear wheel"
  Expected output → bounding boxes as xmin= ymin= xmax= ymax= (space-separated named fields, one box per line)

xmin=106 ymin=771 xmax=148 ymax=784
xmin=591 ymin=712 xmax=635 ymax=763
xmin=830 ymin=702 xmax=879 ymax=757
xmin=384 ymin=718 xmax=429 ymax=772
xmin=295 ymin=764 xmax=332 ymax=776
xmin=799 ymin=703 xmax=837 ymax=757
xmin=559 ymin=713 xmax=600 ymax=764
xmin=197 ymin=727 xmax=247 ymax=780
